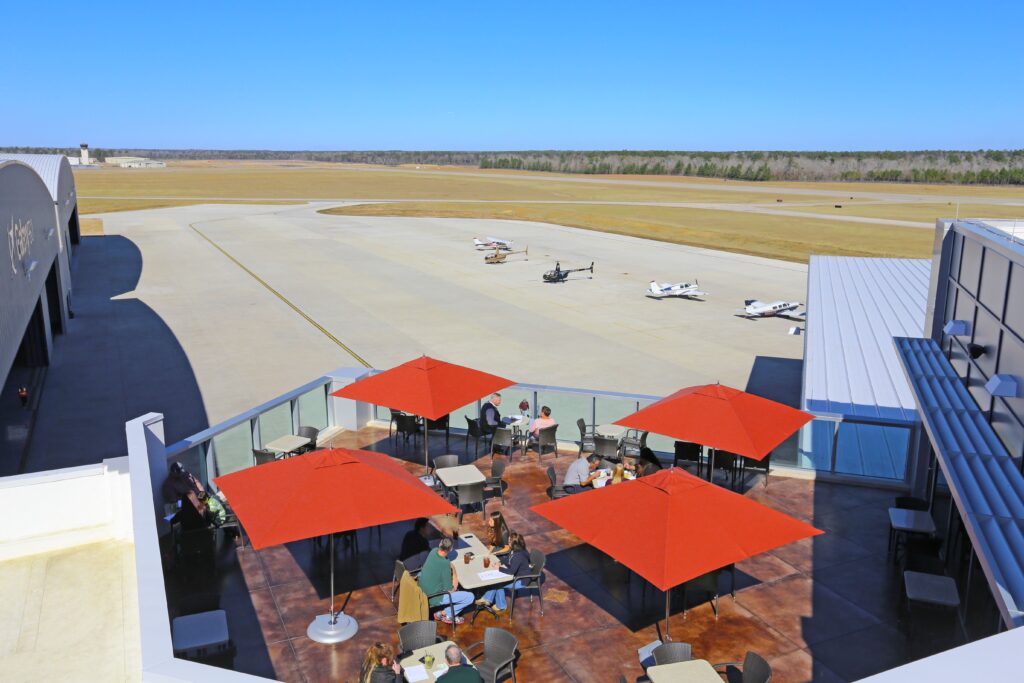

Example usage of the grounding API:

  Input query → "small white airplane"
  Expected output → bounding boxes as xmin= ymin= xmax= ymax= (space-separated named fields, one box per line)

xmin=473 ymin=236 xmax=514 ymax=251
xmin=647 ymin=280 xmax=707 ymax=299
xmin=741 ymin=299 xmax=805 ymax=319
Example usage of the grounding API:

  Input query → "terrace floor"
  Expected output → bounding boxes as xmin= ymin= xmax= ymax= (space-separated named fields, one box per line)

xmin=165 ymin=428 xmax=956 ymax=683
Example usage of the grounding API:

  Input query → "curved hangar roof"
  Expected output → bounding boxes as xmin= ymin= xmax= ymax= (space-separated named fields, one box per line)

xmin=0 ymin=153 xmax=76 ymax=207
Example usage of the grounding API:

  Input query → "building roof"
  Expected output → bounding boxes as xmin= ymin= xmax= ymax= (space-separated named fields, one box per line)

xmin=0 ymin=153 xmax=72 ymax=202
xmin=803 ymin=256 xmax=931 ymax=423
xmin=895 ymin=336 xmax=1024 ymax=628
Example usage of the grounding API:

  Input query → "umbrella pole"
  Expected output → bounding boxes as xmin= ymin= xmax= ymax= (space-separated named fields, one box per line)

xmin=424 ymin=419 xmax=430 ymax=469
xmin=307 ymin=532 xmax=359 ymax=644
xmin=665 ymin=589 xmax=671 ymax=641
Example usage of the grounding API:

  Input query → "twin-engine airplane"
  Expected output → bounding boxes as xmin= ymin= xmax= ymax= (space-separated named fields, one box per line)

xmin=741 ymin=299 xmax=805 ymax=319
xmin=473 ymin=236 xmax=514 ymax=251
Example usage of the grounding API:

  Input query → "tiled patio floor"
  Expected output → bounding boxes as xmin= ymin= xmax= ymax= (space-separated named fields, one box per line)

xmin=165 ymin=427 xmax=948 ymax=682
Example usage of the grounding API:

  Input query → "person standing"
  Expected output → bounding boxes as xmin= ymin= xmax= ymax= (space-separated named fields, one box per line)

xmin=418 ymin=538 xmax=475 ymax=625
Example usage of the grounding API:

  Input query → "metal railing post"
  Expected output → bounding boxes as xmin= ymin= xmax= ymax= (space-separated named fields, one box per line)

xmin=251 ymin=417 xmax=261 ymax=453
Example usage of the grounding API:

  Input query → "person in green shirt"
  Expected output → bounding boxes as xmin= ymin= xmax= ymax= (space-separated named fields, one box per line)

xmin=418 ymin=538 xmax=475 ymax=624
xmin=436 ymin=645 xmax=482 ymax=683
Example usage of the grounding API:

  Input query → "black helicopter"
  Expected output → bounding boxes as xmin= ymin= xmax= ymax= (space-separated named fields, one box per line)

xmin=543 ymin=261 xmax=594 ymax=283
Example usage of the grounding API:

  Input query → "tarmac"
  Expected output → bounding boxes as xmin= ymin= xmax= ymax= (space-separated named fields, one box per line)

xmin=21 ymin=202 xmax=807 ymax=469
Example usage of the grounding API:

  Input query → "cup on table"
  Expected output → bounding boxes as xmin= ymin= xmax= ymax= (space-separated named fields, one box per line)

xmin=424 ymin=654 xmax=435 ymax=669
xmin=464 ymin=552 xmax=472 ymax=565
xmin=483 ymin=556 xmax=491 ymax=568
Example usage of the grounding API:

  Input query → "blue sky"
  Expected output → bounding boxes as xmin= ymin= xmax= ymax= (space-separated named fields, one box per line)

xmin=2 ymin=1 xmax=1021 ymax=150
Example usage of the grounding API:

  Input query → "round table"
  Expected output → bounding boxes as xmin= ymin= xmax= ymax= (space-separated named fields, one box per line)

xmin=595 ymin=423 xmax=627 ymax=439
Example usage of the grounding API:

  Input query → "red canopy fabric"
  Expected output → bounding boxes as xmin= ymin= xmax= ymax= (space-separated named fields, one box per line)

xmin=213 ymin=448 xmax=456 ymax=549
xmin=615 ymin=383 xmax=813 ymax=460
xmin=530 ymin=467 xmax=820 ymax=592
xmin=330 ymin=356 xmax=515 ymax=421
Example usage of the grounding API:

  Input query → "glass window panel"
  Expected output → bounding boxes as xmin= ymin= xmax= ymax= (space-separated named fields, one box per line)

xmin=259 ymin=402 xmax=293 ymax=448
xmin=979 ymin=249 xmax=1009 ymax=319
xmin=535 ymin=390 xmax=593 ymax=441
xmin=792 ymin=419 xmax=834 ymax=470
xmin=833 ymin=422 xmax=909 ymax=480
xmin=594 ymin=396 xmax=638 ymax=429
xmin=298 ymin=386 xmax=328 ymax=430
xmin=212 ymin=422 xmax=253 ymax=477
xmin=450 ymin=399 xmax=482 ymax=433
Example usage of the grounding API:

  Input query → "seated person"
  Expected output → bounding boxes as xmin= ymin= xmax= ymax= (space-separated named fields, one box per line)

xmin=611 ymin=463 xmax=625 ymax=485
xmin=478 ymin=533 xmax=531 ymax=612
xmin=197 ymin=491 xmax=226 ymax=526
xmin=562 ymin=454 xmax=601 ymax=492
xmin=437 ymin=644 xmax=483 ymax=682
xmin=528 ymin=406 xmax=557 ymax=437
xmin=360 ymin=642 xmax=402 ymax=683
xmin=637 ymin=446 xmax=664 ymax=477
xmin=171 ymin=490 xmax=210 ymax=531
xmin=480 ymin=393 xmax=503 ymax=435
xmin=399 ymin=517 xmax=431 ymax=562
xmin=418 ymin=537 xmax=475 ymax=625
xmin=486 ymin=511 xmax=511 ymax=555
xmin=161 ymin=462 xmax=205 ymax=505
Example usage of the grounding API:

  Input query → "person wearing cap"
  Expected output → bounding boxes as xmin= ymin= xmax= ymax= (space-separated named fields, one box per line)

xmin=161 ymin=462 xmax=206 ymax=504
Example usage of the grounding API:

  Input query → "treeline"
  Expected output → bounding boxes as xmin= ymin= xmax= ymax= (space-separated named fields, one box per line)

xmin=4 ymin=146 xmax=1023 ymax=185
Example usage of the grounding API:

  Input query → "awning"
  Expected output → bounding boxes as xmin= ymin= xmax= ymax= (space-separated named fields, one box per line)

xmin=895 ymin=337 xmax=1024 ymax=628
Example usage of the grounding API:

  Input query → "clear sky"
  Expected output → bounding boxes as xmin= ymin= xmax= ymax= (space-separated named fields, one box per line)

xmin=2 ymin=1 xmax=1022 ymax=150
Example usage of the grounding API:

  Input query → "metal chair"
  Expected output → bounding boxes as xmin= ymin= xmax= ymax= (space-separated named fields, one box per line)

xmin=673 ymin=440 xmax=703 ymax=476
xmin=652 ymin=641 xmax=693 ymax=666
xmin=593 ymin=434 xmax=620 ymax=462
xmin=621 ymin=430 xmax=648 ymax=458
xmin=252 ymin=448 xmax=277 ymax=465
xmin=485 ymin=459 xmax=508 ymax=506
xmin=545 ymin=465 xmax=571 ymax=499
xmin=741 ymin=452 xmax=771 ymax=488
xmin=457 ymin=482 xmax=486 ymax=523
xmin=391 ymin=558 xmax=421 ymax=601
xmin=387 ymin=408 xmax=400 ymax=439
xmin=394 ymin=412 xmax=421 ymax=445
xmin=430 ymin=454 xmax=460 ymax=497
xmin=466 ymin=627 xmax=518 ymax=683
xmin=682 ymin=568 xmax=721 ymax=619
xmin=536 ymin=424 xmax=559 ymax=461
xmin=713 ymin=651 xmax=773 ymax=683
xmin=296 ymin=425 xmax=320 ymax=453
xmin=465 ymin=417 xmax=491 ymax=458
xmin=576 ymin=418 xmax=596 ymax=455
xmin=491 ymin=427 xmax=517 ymax=461
xmin=398 ymin=620 xmax=441 ymax=656
xmin=509 ymin=550 xmax=546 ymax=618
xmin=425 ymin=414 xmax=450 ymax=448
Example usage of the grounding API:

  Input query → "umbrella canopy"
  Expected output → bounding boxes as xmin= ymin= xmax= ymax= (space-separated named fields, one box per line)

xmin=213 ymin=448 xmax=456 ymax=550
xmin=331 ymin=355 xmax=515 ymax=421
xmin=615 ymin=383 xmax=813 ymax=460
xmin=530 ymin=467 xmax=821 ymax=592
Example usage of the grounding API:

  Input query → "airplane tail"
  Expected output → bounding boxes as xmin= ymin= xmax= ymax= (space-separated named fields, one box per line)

xmin=588 ymin=262 xmax=594 ymax=274
xmin=744 ymin=299 xmax=757 ymax=306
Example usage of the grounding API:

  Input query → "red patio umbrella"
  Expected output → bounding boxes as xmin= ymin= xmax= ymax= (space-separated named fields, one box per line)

xmin=615 ymin=383 xmax=813 ymax=478
xmin=530 ymin=467 xmax=821 ymax=638
xmin=214 ymin=448 xmax=456 ymax=643
xmin=331 ymin=356 xmax=515 ymax=466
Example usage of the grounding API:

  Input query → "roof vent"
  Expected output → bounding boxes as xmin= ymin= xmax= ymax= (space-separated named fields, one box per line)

xmin=943 ymin=320 xmax=971 ymax=336
xmin=986 ymin=374 xmax=1019 ymax=398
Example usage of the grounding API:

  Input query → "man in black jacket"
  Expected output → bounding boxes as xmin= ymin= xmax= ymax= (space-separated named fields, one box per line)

xmin=479 ymin=393 xmax=502 ymax=435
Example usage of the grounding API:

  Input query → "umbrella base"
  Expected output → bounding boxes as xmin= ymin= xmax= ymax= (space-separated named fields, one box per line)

xmin=307 ymin=612 xmax=359 ymax=644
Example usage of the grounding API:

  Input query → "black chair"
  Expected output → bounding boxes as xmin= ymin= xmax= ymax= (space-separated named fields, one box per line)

xmin=387 ymin=408 xmax=400 ymax=439
xmin=708 ymin=449 xmax=739 ymax=489
xmin=491 ymin=427 xmax=517 ymax=461
xmin=466 ymin=627 xmax=518 ymax=683
xmin=252 ymin=448 xmax=277 ymax=465
xmin=398 ymin=620 xmax=442 ymax=656
xmin=576 ymin=418 xmax=596 ymax=455
xmin=391 ymin=558 xmax=422 ymax=601
xmin=593 ymin=434 xmax=620 ymax=462
xmin=394 ymin=413 xmax=421 ymax=446
xmin=682 ymin=568 xmax=721 ymax=618
xmin=296 ymin=425 xmax=320 ymax=453
xmin=465 ymin=417 xmax=492 ymax=458
xmin=741 ymin=452 xmax=771 ymax=488
xmin=535 ymin=424 xmax=559 ymax=461
xmin=713 ymin=651 xmax=773 ymax=683
xmin=545 ymin=465 xmax=572 ymax=499
xmin=652 ymin=641 xmax=692 ymax=666
xmin=430 ymin=454 xmax=461 ymax=496
xmin=174 ymin=526 xmax=216 ymax=576
xmin=509 ymin=550 xmax=546 ymax=618
xmin=425 ymin=414 xmax=450 ymax=448
xmin=485 ymin=459 xmax=508 ymax=506
xmin=673 ymin=441 xmax=703 ymax=476
xmin=457 ymin=482 xmax=486 ymax=523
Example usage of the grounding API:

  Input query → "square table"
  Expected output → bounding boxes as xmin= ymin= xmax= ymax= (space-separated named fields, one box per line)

xmin=264 ymin=434 xmax=310 ymax=456
xmin=647 ymin=659 xmax=721 ymax=683
xmin=172 ymin=609 xmax=231 ymax=660
xmin=888 ymin=507 xmax=935 ymax=557
xmin=436 ymin=465 xmax=486 ymax=488
xmin=400 ymin=640 xmax=475 ymax=683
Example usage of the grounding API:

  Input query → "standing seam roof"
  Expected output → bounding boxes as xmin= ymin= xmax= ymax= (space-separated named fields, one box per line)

xmin=895 ymin=337 xmax=1024 ymax=628
xmin=0 ymin=153 xmax=71 ymax=202
xmin=804 ymin=257 xmax=930 ymax=423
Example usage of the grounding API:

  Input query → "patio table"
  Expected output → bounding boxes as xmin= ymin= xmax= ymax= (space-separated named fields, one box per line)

xmin=400 ymin=640 xmax=475 ymax=682
xmin=454 ymin=544 xmax=515 ymax=623
xmin=647 ymin=659 xmax=720 ymax=683
xmin=264 ymin=435 xmax=310 ymax=456
xmin=888 ymin=507 xmax=935 ymax=557
xmin=595 ymin=423 xmax=627 ymax=439
xmin=436 ymin=465 xmax=486 ymax=488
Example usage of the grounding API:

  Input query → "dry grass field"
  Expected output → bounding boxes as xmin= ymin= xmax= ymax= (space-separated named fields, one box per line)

xmin=78 ymin=217 xmax=104 ymax=235
xmin=73 ymin=160 xmax=1020 ymax=262
xmin=320 ymin=201 xmax=934 ymax=262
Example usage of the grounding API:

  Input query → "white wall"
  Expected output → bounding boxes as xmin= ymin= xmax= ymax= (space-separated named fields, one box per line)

xmin=0 ymin=456 xmax=132 ymax=561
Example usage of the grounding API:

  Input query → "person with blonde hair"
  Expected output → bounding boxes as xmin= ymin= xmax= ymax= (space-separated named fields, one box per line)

xmin=611 ymin=463 xmax=625 ymax=485
xmin=360 ymin=642 xmax=401 ymax=682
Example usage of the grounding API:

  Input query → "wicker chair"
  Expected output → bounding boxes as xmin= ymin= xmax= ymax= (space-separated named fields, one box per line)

xmin=491 ymin=427 xmax=517 ymax=461
xmin=509 ymin=550 xmax=546 ymax=618
xmin=536 ymin=424 xmax=559 ymax=461
xmin=545 ymin=465 xmax=571 ymax=499
xmin=456 ymin=482 xmax=486 ymax=523
xmin=252 ymin=448 xmax=277 ymax=465
xmin=713 ymin=651 xmax=773 ymax=683
xmin=593 ymin=434 xmax=620 ymax=462
xmin=673 ymin=440 xmax=703 ymax=476
xmin=465 ymin=417 xmax=491 ymax=458
xmin=425 ymin=414 xmax=450 ymax=448
xmin=576 ymin=418 xmax=596 ymax=455
xmin=398 ymin=620 xmax=441 ymax=656
xmin=485 ymin=459 xmax=508 ymax=506
xmin=394 ymin=412 xmax=421 ymax=445
xmin=296 ymin=425 xmax=320 ymax=453
xmin=652 ymin=641 xmax=693 ymax=666
xmin=466 ymin=627 xmax=519 ymax=683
